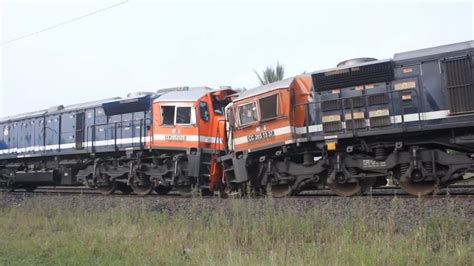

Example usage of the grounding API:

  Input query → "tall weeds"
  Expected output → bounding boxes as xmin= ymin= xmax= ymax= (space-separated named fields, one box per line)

xmin=0 ymin=195 xmax=471 ymax=265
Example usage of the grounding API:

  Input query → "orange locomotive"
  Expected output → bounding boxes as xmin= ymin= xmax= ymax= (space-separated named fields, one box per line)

xmin=146 ymin=87 xmax=234 ymax=195
xmin=220 ymin=76 xmax=319 ymax=197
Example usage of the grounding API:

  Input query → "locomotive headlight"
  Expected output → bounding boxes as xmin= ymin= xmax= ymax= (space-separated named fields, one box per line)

xmin=3 ymin=127 xmax=8 ymax=136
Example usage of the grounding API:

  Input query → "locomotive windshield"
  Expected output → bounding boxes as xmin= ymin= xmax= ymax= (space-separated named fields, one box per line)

xmin=161 ymin=105 xmax=194 ymax=125
xmin=238 ymin=102 xmax=258 ymax=126
xmin=176 ymin=107 xmax=192 ymax=124
xmin=161 ymin=106 xmax=175 ymax=125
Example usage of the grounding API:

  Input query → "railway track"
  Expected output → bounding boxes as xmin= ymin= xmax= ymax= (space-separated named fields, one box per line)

xmin=2 ymin=184 xmax=474 ymax=199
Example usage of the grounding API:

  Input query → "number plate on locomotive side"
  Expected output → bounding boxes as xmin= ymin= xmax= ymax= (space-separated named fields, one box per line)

xmin=165 ymin=135 xmax=187 ymax=141
xmin=247 ymin=130 xmax=275 ymax=142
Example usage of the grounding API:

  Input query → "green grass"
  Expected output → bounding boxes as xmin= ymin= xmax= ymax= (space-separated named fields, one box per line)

xmin=0 ymin=197 xmax=472 ymax=265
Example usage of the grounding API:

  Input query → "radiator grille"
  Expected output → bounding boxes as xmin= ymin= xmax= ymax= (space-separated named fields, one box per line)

xmin=344 ymin=97 xmax=365 ymax=108
xmin=368 ymin=94 xmax=389 ymax=105
xmin=321 ymin=100 xmax=340 ymax=111
xmin=312 ymin=61 xmax=394 ymax=91
xmin=346 ymin=119 xmax=366 ymax=129
xmin=323 ymin=121 xmax=342 ymax=132
xmin=370 ymin=116 xmax=391 ymax=127
xmin=443 ymin=56 xmax=473 ymax=114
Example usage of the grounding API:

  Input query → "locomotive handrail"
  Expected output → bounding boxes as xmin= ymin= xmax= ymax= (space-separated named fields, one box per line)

xmin=292 ymin=88 xmax=423 ymax=137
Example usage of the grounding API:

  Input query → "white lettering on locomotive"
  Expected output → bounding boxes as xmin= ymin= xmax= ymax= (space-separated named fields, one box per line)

xmin=165 ymin=135 xmax=187 ymax=141
xmin=247 ymin=130 xmax=275 ymax=142
xmin=362 ymin=159 xmax=387 ymax=168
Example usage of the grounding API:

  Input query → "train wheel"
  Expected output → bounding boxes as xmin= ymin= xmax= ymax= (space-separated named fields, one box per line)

xmin=176 ymin=186 xmax=193 ymax=197
xmin=97 ymin=181 xmax=117 ymax=195
xmin=328 ymin=182 xmax=362 ymax=197
xmin=397 ymin=168 xmax=437 ymax=196
xmin=131 ymin=181 xmax=154 ymax=196
xmin=130 ymin=173 xmax=154 ymax=196
xmin=154 ymin=185 xmax=172 ymax=195
xmin=328 ymin=172 xmax=362 ymax=197
xmin=117 ymin=183 xmax=133 ymax=195
xmin=270 ymin=184 xmax=292 ymax=198
xmin=399 ymin=180 xmax=436 ymax=196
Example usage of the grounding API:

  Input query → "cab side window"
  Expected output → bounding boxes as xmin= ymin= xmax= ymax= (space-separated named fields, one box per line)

xmin=199 ymin=101 xmax=210 ymax=121
xmin=238 ymin=102 xmax=257 ymax=126
xmin=259 ymin=94 xmax=278 ymax=121
xmin=161 ymin=106 xmax=175 ymax=125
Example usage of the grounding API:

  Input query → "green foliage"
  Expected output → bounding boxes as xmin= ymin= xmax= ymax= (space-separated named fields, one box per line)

xmin=254 ymin=62 xmax=285 ymax=85
xmin=0 ymin=196 xmax=471 ymax=265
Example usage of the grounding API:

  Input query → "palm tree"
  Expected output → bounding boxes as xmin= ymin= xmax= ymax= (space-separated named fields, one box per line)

xmin=254 ymin=62 xmax=285 ymax=85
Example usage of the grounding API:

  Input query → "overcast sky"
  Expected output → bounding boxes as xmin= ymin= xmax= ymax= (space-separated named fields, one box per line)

xmin=1 ymin=0 xmax=473 ymax=118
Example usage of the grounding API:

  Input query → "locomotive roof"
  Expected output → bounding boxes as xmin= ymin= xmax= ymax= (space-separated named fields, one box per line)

xmin=0 ymin=97 xmax=120 ymax=123
xmin=394 ymin=40 xmax=474 ymax=61
xmin=0 ymin=87 xmax=220 ymax=123
xmin=0 ymin=109 xmax=48 ymax=123
xmin=234 ymin=77 xmax=297 ymax=101
xmin=60 ymin=97 xmax=121 ymax=112
xmin=154 ymin=87 xmax=214 ymax=102
xmin=310 ymin=58 xmax=393 ymax=76
xmin=310 ymin=41 xmax=474 ymax=78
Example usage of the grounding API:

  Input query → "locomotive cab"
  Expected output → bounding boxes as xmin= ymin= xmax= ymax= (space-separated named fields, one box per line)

xmin=149 ymin=87 xmax=236 ymax=195
xmin=228 ymin=76 xmax=312 ymax=152
xmin=222 ymin=76 xmax=314 ymax=196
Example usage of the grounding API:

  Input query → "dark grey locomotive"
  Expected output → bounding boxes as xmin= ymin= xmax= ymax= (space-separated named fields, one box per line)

xmin=307 ymin=41 xmax=474 ymax=196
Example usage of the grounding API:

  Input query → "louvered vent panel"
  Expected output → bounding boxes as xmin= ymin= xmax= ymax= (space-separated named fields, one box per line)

xmin=312 ymin=61 xmax=394 ymax=91
xmin=368 ymin=94 xmax=389 ymax=105
xmin=344 ymin=97 xmax=365 ymax=108
xmin=321 ymin=100 xmax=340 ymax=112
xmin=346 ymin=119 xmax=366 ymax=129
xmin=370 ymin=117 xmax=391 ymax=127
xmin=323 ymin=122 xmax=342 ymax=132
xmin=444 ymin=56 xmax=473 ymax=114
